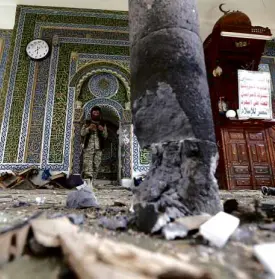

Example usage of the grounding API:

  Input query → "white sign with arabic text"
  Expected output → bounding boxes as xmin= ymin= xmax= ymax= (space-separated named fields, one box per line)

xmin=238 ymin=70 xmax=272 ymax=120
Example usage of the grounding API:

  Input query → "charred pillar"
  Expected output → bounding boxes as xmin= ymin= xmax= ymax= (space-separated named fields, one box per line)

xmin=129 ymin=0 xmax=222 ymax=233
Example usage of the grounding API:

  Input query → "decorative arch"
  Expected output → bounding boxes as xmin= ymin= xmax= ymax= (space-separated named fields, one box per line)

xmin=71 ymin=97 xmax=132 ymax=181
xmin=83 ymin=98 xmax=124 ymax=120
xmin=69 ymin=61 xmax=130 ymax=102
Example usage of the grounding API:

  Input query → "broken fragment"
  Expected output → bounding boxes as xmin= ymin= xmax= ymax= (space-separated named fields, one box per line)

xmin=254 ymin=243 xmax=275 ymax=276
xmin=66 ymin=186 xmax=99 ymax=209
xmin=99 ymin=216 xmax=128 ymax=231
xmin=258 ymin=223 xmax=275 ymax=232
xmin=261 ymin=186 xmax=275 ymax=196
xmin=176 ymin=215 xmax=211 ymax=232
xmin=162 ymin=222 xmax=188 ymax=240
xmin=199 ymin=212 xmax=240 ymax=248
xmin=162 ymin=215 xmax=211 ymax=240
xmin=223 ymin=199 xmax=238 ymax=214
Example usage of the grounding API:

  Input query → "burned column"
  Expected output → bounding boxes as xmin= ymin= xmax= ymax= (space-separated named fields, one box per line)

xmin=129 ymin=0 xmax=222 ymax=233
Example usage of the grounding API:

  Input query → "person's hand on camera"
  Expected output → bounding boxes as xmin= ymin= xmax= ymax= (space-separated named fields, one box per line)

xmin=89 ymin=124 xmax=97 ymax=131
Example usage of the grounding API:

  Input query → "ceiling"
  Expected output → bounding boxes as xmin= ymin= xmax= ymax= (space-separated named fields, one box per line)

xmin=0 ymin=0 xmax=274 ymax=41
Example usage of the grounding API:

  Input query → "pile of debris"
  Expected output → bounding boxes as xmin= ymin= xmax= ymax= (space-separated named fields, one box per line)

xmin=0 ymin=215 xmax=211 ymax=279
xmin=97 ymin=196 xmax=275 ymax=278
xmin=0 ymin=167 xmax=83 ymax=190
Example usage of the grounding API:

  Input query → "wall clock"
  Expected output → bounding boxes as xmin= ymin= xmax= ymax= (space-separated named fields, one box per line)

xmin=26 ymin=39 xmax=50 ymax=60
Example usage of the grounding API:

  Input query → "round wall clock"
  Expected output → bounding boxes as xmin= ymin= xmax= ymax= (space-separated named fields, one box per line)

xmin=26 ymin=39 xmax=50 ymax=60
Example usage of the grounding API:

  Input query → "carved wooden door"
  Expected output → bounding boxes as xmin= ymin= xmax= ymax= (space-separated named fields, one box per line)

xmin=222 ymin=127 xmax=274 ymax=190
xmin=246 ymin=130 xmax=273 ymax=189
xmin=223 ymin=128 xmax=252 ymax=189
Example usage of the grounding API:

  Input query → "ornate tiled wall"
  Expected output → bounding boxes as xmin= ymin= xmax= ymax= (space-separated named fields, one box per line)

xmin=0 ymin=5 xmax=150 ymax=176
xmin=0 ymin=30 xmax=12 ymax=89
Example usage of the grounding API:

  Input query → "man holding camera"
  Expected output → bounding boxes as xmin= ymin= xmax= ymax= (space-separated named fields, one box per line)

xmin=81 ymin=106 xmax=108 ymax=188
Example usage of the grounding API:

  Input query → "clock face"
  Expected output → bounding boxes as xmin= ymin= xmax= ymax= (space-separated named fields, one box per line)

xmin=26 ymin=39 xmax=50 ymax=60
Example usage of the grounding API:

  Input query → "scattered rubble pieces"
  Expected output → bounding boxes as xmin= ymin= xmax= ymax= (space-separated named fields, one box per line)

xmin=261 ymin=203 xmax=275 ymax=219
xmin=258 ymin=223 xmax=275 ymax=232
xmin=254 ymin=243 xmax=275 ymax=276
xmin=0 ymin=167 xmax=84 ymax=190
xmin=35 ymin=196 xmax=46 ymax=205
xmin=200 ymin=212 xmax=240 ymax=248
xmin=0 ymin=172 xmax=17 ymax=188
xmin=66 ymin=185 xmax=99 ymax=209
xmin=2 ymin=167 xmax=40 ymax=190
xmin=261 ymin=186 xmax=275 ymax=196
xmin=49 ymin=213 xmax=85 ymax=225
xmin=12 ymin=201 xmax=30 ymax=208
xmin=0 ymin=195 xmax=13 ymax=203
xmin=224 ymin=199 xmax=239 ymax=214
xmin=231 ymin=225 xmax=256 ymax=244
xmin=162 ymin=222 xmax=188 ymax=240
xmin=1 ymin=188 xmax=275 ymax=278
xmin=99 ymin=216 xmax=128 ymax=231
xmin=113 ymin=201 xmax=127 ymax=207
xmin=176 ymin=215 xmax=212 ymax=232
xmin=162 ymin=215 xmax=212 ymax=240
xmin=0 ymin=217 xmax=212 ymax=279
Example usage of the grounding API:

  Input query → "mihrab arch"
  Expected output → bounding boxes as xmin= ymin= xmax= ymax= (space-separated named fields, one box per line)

xmin=69 ymin=61 xmax=132 ymax=182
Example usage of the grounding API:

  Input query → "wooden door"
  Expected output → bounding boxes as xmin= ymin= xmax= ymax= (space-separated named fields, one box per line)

xmin=222 ymin=128 xmax=252 ymax=190
xmin=246 ymin=130 xmax=274 ymax=189
xmin=222 ymin=127 xmax=275 ymax=190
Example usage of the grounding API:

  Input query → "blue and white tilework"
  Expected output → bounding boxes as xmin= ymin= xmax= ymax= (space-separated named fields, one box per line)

xmin=0 ymin=5 xmax=130 ymax=170
xmin=0 ymin=30 xmax=12 ymax=89
xmin=132 ymin=133 xmax=150 ymax=173
xmin=88 ymin=73 xmax=119 ymax=98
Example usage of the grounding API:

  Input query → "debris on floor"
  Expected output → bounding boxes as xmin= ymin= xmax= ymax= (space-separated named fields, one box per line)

xmin=162 ymin=221 xmax=188 ymax=240
xmin=162 ymin=214 xmax=211 ymax=240
xmin=99 ymin=215 xmax=129 ymax=231
xmin=261 ymin=186 xmax=275 ymax=196
xmin=199 ymin=212 xmax=240 ymax=248
xmin=0 ymin=172 xmax=18 ymax=188
xmin=113 ymin=201 xmax=127 ymax=207
xmin=258 ymin=223 xmax=275 ymax=232
xmin=66 ymin=184 xmax=99 ymax=209
xmin=224 ymin=199 xmax=239 ymax=214
xmin=254 ymin=243 xmax=275 ymax=276
xmin=0 ymin=189 xmax=275 ymax=279
xmin=0 ymin=167 xmax=85 ymax=191
xmin=231 ymin=225 xmax=256 ymax=243
xmin=0 ymin=216 xmax=212 ymax=279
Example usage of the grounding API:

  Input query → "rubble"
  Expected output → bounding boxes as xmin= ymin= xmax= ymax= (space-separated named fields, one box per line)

xmin=254 ymin=243 xmax=275 ymax=276
xmin=261 ymin=186 xmax=275 ymax=196
xmin=162 ymin=222 xmax=188 ymax=240
xmin=200 ymin=212 xmax=240 ymax=248
xmin=66 ymin=185 xmax=99 ymax=209
xmin=0 ymin=189 xmax=274 ymax=278
xmin=99 ymin=216 xmax=128 ymax=231
xmin=231 ymin=226 xmax=256 ymax=244
xmin=0 ymin=167 xmax=84 ymax=191
xmin=49 ymin=213 xmax=85 ymax=225
xmin=0 ymin=217 xmax=212 ymax=279
xmin=176 ymin=215 xmax=212 ymax=231
xmin=35 ymin=197 xmax=46 ymax=205
xmin=162 ymin=215 xmax=211 ymax=240
xmin=258 ymin=223 xmax=275 ymax=232
xmin=113 ymin=201 xmax=127 ymax=207
xmin=13 ymin=201 xmax=30 ymax=208
xmin=224 ymin=199 xmax=239 ymax=214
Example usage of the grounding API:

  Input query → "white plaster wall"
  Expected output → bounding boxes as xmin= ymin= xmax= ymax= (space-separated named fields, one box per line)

xmin=0 ymin=3 xmax=16 ymax=29
xmin=0 ymin=0 xmax=128 ymax=30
